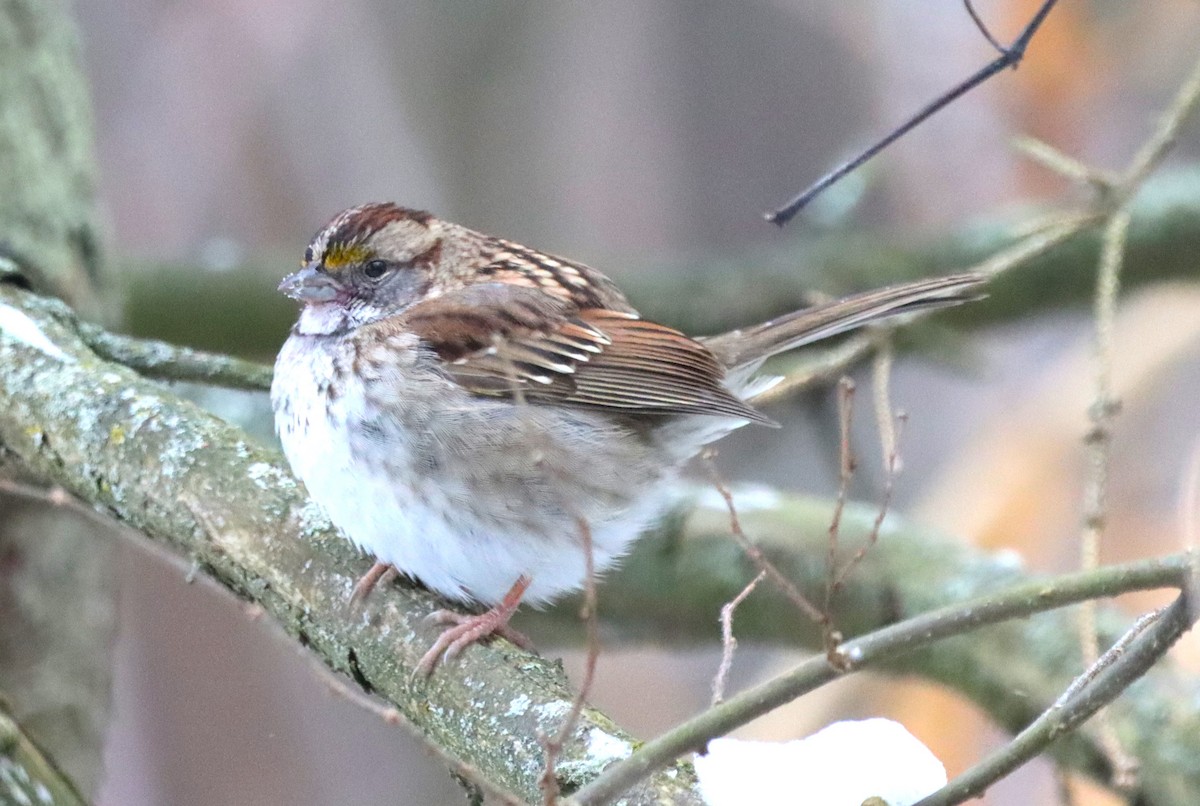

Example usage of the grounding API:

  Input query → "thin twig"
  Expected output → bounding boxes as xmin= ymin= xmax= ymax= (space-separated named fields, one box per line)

xmin=1053 ymin=608 xmax=1163 ymax=711
xmin=748 ymin=335 xmax=874 ymax=408
xmin=831 ymin=348 xmax=904 ymax=592
xmin=1079 ymin=208 xmax=1136 ymax=789
xmin=78 ymin=321 xmax=273 ymax=390
xmin=765 ymin=0 xmax=1059 ymax=225
xmin=917 ymin=600 xmax=1191 ymax=806
xmin=712 ymin=570 xmax=766 ymax=706
xmin=703 ymin=454 xmax=824 ymax=623
xmin=922 ymin=48 xmax=1200 ymax=806
xmin=1119 ymin=51 xmax=1200 ymax=195
xmin=1011 ymin=136 xmax=1117 ymax=190
xmin=962 ymin=0 xmax=1006 ymax=55
xmin=571 ymin=555 xmax=1192 ymax=806
xmin=822 ymin=378 xmax=856 ymax=658
xmin=540 ymin=515 xmax=600 ymax=805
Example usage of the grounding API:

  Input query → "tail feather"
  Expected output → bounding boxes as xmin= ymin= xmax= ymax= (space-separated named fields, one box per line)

xmin=701 ymin=272 xmax=985 ymax=371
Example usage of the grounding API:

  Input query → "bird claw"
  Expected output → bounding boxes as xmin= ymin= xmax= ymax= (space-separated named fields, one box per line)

xmin=348 ymin=561 xmax=398 ymax=611
xmin=415 ymin=606 xmax=534 ymax=676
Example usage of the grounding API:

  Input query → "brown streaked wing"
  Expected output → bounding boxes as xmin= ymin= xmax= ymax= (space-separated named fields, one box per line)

xmin=402 ymin=284 xmax=770 ymax=423
xmin=562 ymin=310 xmax=771 ymax=422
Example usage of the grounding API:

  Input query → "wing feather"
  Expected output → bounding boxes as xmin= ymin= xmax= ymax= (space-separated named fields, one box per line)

xmin=401 ymin=283 xmax=770 ymax=423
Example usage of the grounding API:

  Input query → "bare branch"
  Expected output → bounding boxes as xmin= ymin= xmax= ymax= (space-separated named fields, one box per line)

xmin=571 ymin=554 xmax=1197 ymax=806
xmin=765 ymin=0 xmax=1060 ymax=225
xmin=1078 ymin=208 xmax=1136 ymax=790
xmin=830 ymin=352 xmax=904 ymax=594
xmin=77 ymin=322 xmax=273 ymax=391
xmin=711 ymin=570 xmax=765 ymax=706
xmin=917 ymin=600 xmax=1192 ymax=806
xmin=703 ymin=454 xmax=823 ymax=623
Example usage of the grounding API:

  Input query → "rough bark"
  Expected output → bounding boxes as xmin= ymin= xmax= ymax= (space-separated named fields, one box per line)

xmin=3 ymin=281 xmax=1199 ymax=804
xmin=528 ymin=499 xmax=1200 ymax=806
xmin=0 ymin=285 xmax=700 ymax=805
xmin=0 ymin=0 xmax=103 ymax=309
xmin=0 ymin=696 xmax=88 ymax=806
xmin=0 ymin=0 xmax=114 ymax=797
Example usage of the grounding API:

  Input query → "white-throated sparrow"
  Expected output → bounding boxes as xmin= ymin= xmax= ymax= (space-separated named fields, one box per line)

xmin=272 ymin=203 xmax=983 ymax=673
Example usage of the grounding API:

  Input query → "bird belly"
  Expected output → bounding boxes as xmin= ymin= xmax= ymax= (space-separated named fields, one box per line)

xmin=273 ymin=335 xmax=672 ymax=607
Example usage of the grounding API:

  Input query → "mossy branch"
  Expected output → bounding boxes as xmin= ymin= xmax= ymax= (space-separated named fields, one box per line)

xmin=0 ymin=697 xmax=88 ymax=806
xmin=5 ymin=281 xmax=1200 ymax=803
xmin=114 ymin=167 xmax=1200 ymax=363
xmin=0 ymin=285 xmax=701 ymax=805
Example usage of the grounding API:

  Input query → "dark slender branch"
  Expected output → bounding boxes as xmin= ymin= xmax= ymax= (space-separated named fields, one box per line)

xmin=962 ymin=0 xmax=1006 ymax=55
xmin=765 ymin=0 xmax=1059 ymax=226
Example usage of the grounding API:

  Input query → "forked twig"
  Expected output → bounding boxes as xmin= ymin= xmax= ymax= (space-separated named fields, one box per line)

xmin=962 ymin=0 xmax=1006 ymax=55
xmin=831 ymin=349 xmax=905 ymax=593
xmin=917 ymin=604 xmax=1180 ymax=806
xmin=935 ymin=46 xmax=1200 ymax=805
xmin=766 ymin=0 xmax=1060 ymax=225
xmin=572 ymin=555 xmax=1198 ymax=806
xmin=712 ymin=570 xmax=766 ymax=705
xmin=822 ymin=378 xmax=857 ymax=658
xmin=703 ymin=453 xmax=824 ymax=624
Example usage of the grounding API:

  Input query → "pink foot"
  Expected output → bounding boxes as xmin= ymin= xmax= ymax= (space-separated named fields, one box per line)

xmin=416 ymin=575 xmax=533 ymax=675
xmin=348 ymin=561 xmax=398 ymax=610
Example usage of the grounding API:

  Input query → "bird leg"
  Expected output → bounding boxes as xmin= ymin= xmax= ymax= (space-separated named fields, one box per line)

xmin=348 ymin=560 xmax=399 ymax=609
xmin=417 ymin=574 xmax=534 ymax=676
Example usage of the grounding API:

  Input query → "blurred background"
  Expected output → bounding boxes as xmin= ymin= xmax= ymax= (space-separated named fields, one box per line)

xmin=10 ymin=0 xmax=1200 ymax=803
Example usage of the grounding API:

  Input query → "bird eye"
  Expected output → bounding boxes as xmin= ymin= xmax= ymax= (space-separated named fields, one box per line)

xmin=364 ymin=259 xmax=389 ymax=278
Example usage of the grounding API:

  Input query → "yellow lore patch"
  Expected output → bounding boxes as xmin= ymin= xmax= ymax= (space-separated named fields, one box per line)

xmin=323 ymin=243 xmax=370 ymax=271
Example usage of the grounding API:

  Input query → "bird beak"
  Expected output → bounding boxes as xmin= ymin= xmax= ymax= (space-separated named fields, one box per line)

xmin=278 ymin=265 xmax=339 ymax=303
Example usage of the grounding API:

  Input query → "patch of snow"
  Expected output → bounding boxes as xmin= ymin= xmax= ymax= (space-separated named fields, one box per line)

xmin=694 ymin=719 xmax=946 ymax=806
xmin=585 ymin=729 xmax=632 ymax=764
xmin=0 ymin=302 xmax=72 ymax=362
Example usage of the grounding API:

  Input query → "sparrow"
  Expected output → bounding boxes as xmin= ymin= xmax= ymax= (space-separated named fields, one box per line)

xmin=271 ymin=202 xmax=983 ymax=674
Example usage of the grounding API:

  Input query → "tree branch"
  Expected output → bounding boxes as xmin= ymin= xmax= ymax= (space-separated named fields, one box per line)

xmin=529 ymin=498 xmax=1200 ymax=806
xmin=7 ymin=279 xmax=1200 ymax=802
xmin=0 ymin=697 xmax=88 ymax=806
xmin=116 ymin=167 xmax=1200 ymax=366
xmin=0 ymin=2 xmax=114 ymax=795
xmin=0 ymin=285 xmax=701 ymax=805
